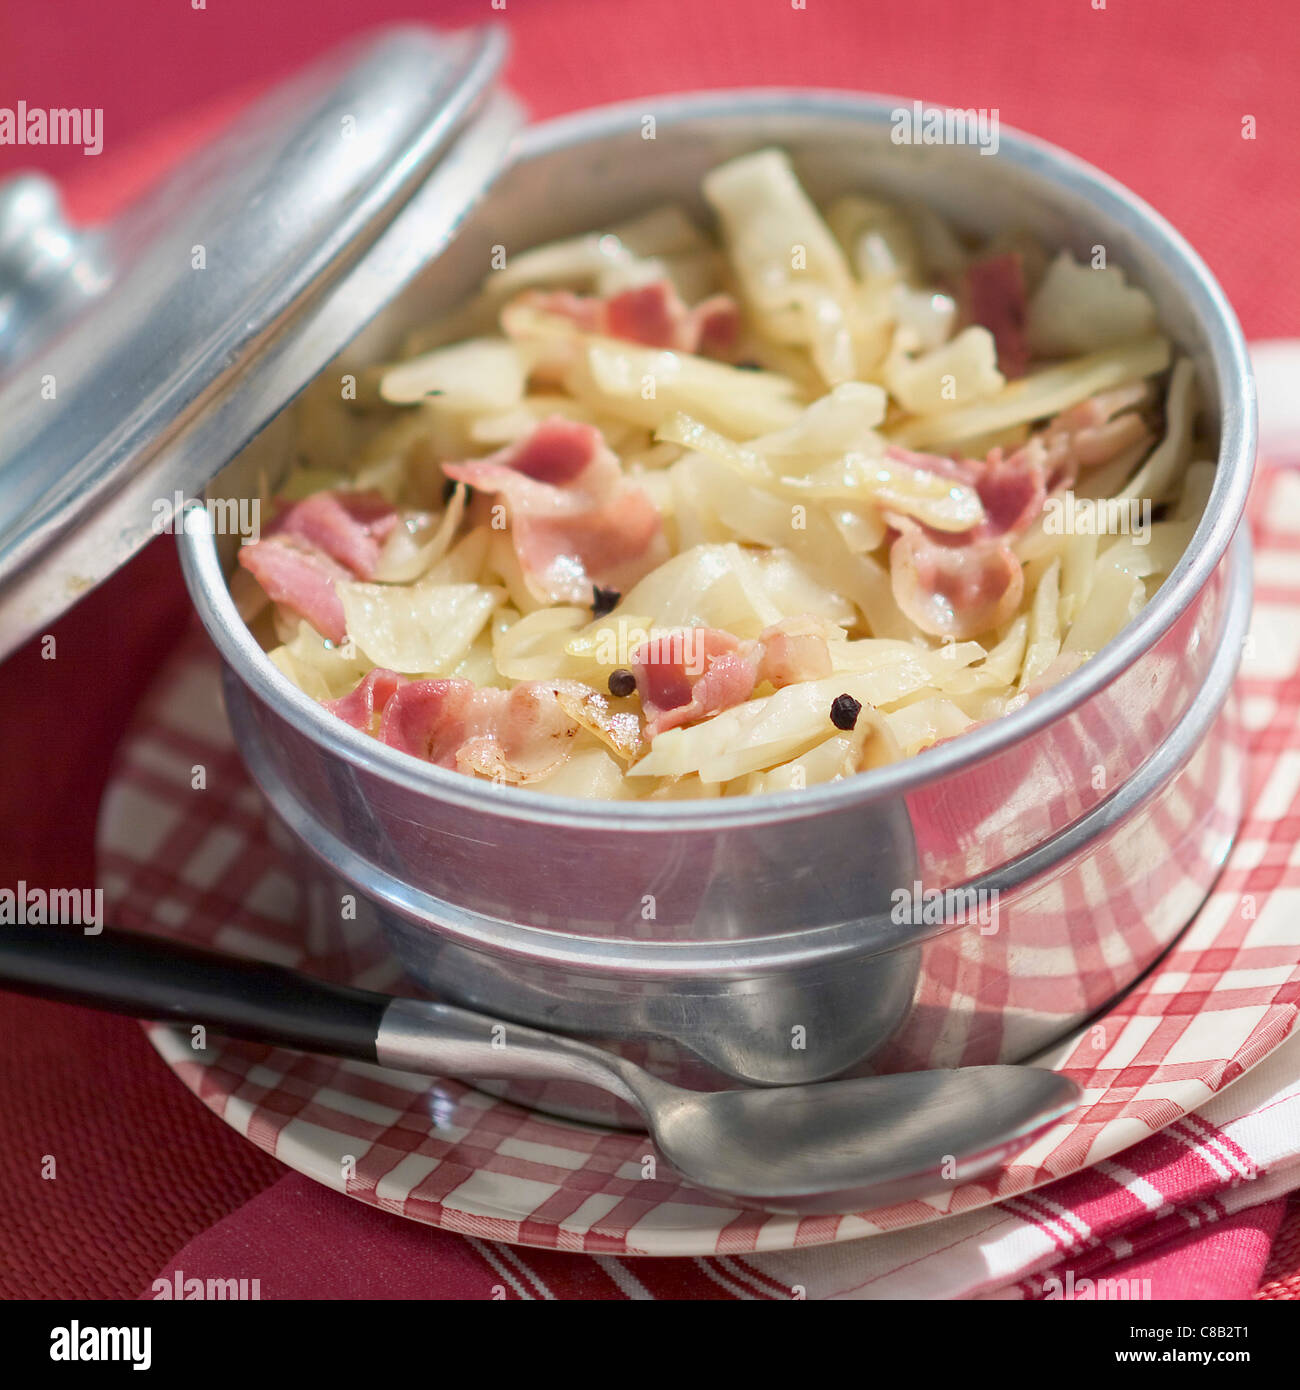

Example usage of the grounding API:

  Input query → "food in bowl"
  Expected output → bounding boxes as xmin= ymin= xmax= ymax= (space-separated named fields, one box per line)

xmin=231 ymin=148 xmax=1214 ymax=799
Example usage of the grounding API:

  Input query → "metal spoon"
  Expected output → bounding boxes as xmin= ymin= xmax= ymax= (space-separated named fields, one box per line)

xmin=0 ymin=926 xmax=1080 ymax=1214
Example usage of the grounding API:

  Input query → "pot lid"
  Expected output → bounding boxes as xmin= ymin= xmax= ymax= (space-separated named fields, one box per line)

xmin=0 ymin=24 xmax=522 ymax=661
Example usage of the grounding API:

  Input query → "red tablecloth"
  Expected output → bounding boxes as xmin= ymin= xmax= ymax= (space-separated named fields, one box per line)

xmin=1 ymin=0 xmax=1298 ymax=1298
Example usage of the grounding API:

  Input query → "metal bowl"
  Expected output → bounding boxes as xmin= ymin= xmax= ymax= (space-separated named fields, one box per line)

xmin=180 ymin=91 xmax=1255 ymax=1124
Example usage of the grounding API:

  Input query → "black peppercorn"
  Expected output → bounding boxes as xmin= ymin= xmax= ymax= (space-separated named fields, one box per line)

xmin=829 ymin=693 xmax=862 ymax=731
xmin=608 ymin=668 xmax=637 ymax=699
xmin=591 ymin=585 xmax=621 ymax=618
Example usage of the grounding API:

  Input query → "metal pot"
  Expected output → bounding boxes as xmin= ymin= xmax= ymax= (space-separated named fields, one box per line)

xmin=176 ymin=86 xmax=1255 ymax=1123
xmin=0 ymin=26 xmax=1252 ymax=1125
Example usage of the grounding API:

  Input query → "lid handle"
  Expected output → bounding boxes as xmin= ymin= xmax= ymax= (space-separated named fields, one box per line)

xmin=0 ymin=174 xmax=107 ymax=371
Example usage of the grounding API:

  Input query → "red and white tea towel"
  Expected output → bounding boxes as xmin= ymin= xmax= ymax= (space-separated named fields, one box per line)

xmin=758 ymin=1030 xmax=1300 ymax=1298
xmin=147 ymin=1034 xmax=1300 ymax=1299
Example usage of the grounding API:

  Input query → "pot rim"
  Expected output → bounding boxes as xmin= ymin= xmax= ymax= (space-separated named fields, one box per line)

xmin=180 ymin=86 xmax=1257 ymax=832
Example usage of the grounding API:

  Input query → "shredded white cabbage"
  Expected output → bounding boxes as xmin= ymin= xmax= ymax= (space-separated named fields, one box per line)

xmin=338 ymin=581 xmax=503 ymax=675
xmin=703 ymin=149 xmax=858 ymax=384
xmin=1026 ymin=252 xmax=1159 ymax=357
xmin=379 ymin=339 xmax=527 ymax=411
xmin=573 ymin=339 xmax=804 ymax=436
xmin=239 ymin=148 xmax=1214 ymax=797
xmin=884 ymin=326 xmax=1005 ymax=415
xmin=268 ymin=621 xmax=369 ymax=702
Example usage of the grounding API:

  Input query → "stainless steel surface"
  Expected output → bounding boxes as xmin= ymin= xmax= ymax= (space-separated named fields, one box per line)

xmin=0 ymin=25 xmax=521 ymax=661
xmin=179 ymin=89 xmax=1256 ymax=1119
xmin=376 ymin=995 xmax=1082 ymax=1212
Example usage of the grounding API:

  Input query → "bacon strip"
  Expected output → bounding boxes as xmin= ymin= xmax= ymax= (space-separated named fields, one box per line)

xmin=506 ymin=279 xmax=740 ymax=357
xmin=379 ymin=677 xmax=584 ymax=782
xmin=968 ymin=448 xmax=1046 ymax=539
xmin=884 ymin=445 xmax=1043 ymax=543
xmin=444 ymin=417 xmax=668 ymax=605
xmin=322 ymin=668 xmax=407 ymax=734
xmin=632 ymin=620 xmax=834 ymax=740
xmin=238 ymin=535 xmax=351 ymax=644
xmin=633 ymin=629 xmax=757 ymax=740
xmin=754 ymin=619 xmax=835 ymax=690
xmin=881 ymin=443 xmax=1037 ymax=643
xmin=267 ymin=489 xmax=399 ymax=580
xmin=238 ymin=489 xmax=401 ymax=642
xmin=888 ymin=525 xmax=1025 ymax=641
xmin=1028 ymin=384 xmax=1153 ymax=493
xmin=323 ymin=669 xmax=589 ymax=784
xmin=963 ymin=253 xmax=1029 ymax=380
xmin=882 ymin=445 xmax=1033 ymax=642
xmin=880 ymin=385 xmax=1151 ymax=640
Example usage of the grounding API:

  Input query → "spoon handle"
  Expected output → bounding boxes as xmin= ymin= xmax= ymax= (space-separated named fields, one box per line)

xmin=0 ymin=924 xmax=648 ymax=1111
xmin=375 ymin=996 xmax=648 ymax=1110
xmin=0 ymin=924 xmax=389 ymax=1062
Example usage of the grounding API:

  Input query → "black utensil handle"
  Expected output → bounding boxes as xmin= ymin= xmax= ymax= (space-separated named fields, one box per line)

xmin=0 ymin=925 xmax=390 ymax=1063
